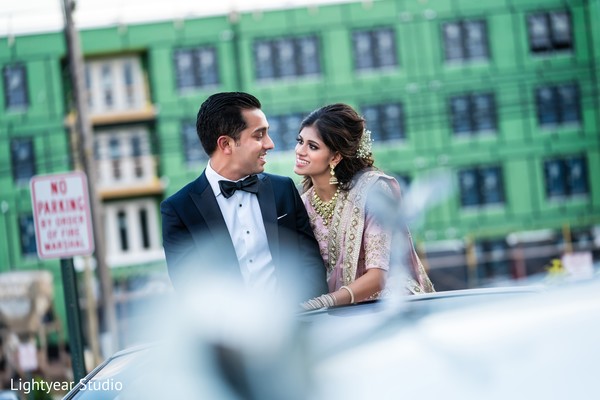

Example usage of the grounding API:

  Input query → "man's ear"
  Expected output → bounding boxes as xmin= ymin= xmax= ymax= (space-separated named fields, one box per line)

xmin=217 ymin=135 xmax=232 ymax=154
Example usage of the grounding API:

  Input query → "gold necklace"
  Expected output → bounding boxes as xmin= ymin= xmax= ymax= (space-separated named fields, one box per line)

xmin=311 ymin=187 xmax=340 ymax=225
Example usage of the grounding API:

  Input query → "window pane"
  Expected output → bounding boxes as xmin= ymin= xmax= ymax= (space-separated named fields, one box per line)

xmin=443 ymin=23 xmax=463 ymax=61
xmin=451 ymin=96 xmax=472 ymax=134
xmin=123 ymin=61 xmax=135 ymax=106
xmin=282 ymin=114 xmax=303 ymax=150
xmin=362 ymin=106 xmax=383 ymax=142
xmin=275 ymin=39 xmax=297 ymax=78
xmin=536 ymin=87 xmax=558 ymax=125
xmin=139 ymin=208 xmax=150 ymax=249
xmin=558 ymin=84 xmax=580 ymax=124
xmin=101 ymin=64 xmax=114 ymax=108
xmin=117 ymin=210 xmax=129 ymax=251
xmin=550 ymin=12 xmax=572 ymax=50
xmin=459 ymin=169 xmax=480 ymax=206
xmin=544 ymin=159 xmax=566 ymax=197
xmin=374 ymin=29 xmax=397 ymax=68
xmin=3 ymin=65 xmax=28 ymax=109
xmin=353 ymin=31 xmax=374 ymax=70
xmin=478 ymin=239 xmax=510 ymax=281
xmin=197 ymin=47 xmax=218 ymax=86
xmin=268 ymin=116 xmax=284 ymax=150
xmin=473 ymin=94 xmax=496 ymax=131
xmin=174 ymin=50 xmax=195 ymax=89
xmin=528 ymin=14 xmax=551 ymax=52
xmin=382 ymin=103 xmax=404 ymax=140
xmin=109 ymin=137 xmax=121 ymax=159
xmin=19 ymin=215 xmax=37 ymax=256
xmin=182 ymin=122 xmax=206 ymax=163
xmin=254 ymin=41 xmax=275 ymax=80
xmin=566 ymin=156 xmax=588 ymax=195
xmin=480 ymin=167 xmax=504 ymax=204
xmin=297 ymin=36 xmax=320 ymax=75
xmin=131 ymin=136 xmax=142 ymax=157
xmin=464 ymin=21 xmax=488 ymax=60
xmin=11 ymin=138 xmax=35 ymax=184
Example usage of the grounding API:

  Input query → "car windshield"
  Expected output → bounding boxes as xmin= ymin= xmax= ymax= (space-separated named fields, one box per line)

xmin=67 ymin=347 xmax=151 ymax=400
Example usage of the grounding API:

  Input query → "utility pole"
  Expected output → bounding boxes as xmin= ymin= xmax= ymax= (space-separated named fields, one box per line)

xmin=61 ymin=0 xmax=119 ymax=355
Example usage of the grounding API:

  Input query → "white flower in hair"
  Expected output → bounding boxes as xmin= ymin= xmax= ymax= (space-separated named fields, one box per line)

xmin=356 ymin=128 xmax=373 ymax=159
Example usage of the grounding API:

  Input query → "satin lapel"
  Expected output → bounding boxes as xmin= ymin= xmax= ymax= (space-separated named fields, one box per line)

xmin=189 ymin=174 xmax=239 ymax=270
xmin=256 ymin=175 xmax=280 ymax=266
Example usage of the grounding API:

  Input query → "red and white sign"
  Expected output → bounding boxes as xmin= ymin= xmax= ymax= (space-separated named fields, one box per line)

xmin=30 ymin=171 xmax=95 ymax=259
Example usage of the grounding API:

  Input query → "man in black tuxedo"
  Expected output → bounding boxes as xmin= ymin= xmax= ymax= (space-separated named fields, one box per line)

xmin=161 ymin=92 xmax=328 ymax=301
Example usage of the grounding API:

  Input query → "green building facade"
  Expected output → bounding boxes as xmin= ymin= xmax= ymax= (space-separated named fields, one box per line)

xmin=1 ymin=0 xmax=599 ymax=342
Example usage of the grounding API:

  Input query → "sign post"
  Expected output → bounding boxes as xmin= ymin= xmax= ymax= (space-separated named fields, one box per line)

xmin=30 ymin=171 xmax=95 ymax=382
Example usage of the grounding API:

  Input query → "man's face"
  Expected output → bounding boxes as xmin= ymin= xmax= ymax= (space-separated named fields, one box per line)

xmin=229 ymin=108 xmax=274 ymax=179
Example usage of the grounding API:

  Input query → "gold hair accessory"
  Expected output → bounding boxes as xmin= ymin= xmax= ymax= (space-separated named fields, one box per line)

xmin=356 ymin=129 xmax=373 ymax=159
xmin=329 ymin=164 xmax=338 ymax=185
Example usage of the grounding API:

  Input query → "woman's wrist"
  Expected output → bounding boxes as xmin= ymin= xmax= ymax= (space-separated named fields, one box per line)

xmin=340 ymin=285 xmax=355 ymax=303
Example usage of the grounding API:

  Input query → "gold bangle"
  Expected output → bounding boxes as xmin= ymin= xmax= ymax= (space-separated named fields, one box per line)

xmin=340 ymin=285 xmax=355 ymax=304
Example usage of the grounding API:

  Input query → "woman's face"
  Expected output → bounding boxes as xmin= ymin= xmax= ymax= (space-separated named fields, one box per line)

xmin=294 ymin=125 xmax=338 ymax=179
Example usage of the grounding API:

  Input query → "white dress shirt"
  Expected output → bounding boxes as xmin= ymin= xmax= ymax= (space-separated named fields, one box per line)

xmin=205 ymin=162 xmax=277 ymax=291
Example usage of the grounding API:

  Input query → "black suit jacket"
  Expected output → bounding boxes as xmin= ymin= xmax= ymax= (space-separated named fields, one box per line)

xmin=160 ymin=171 xmax=328 ymax=301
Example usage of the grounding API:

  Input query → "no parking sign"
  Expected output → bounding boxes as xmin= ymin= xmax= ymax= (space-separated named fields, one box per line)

xmin=30 ymin=171 xmax=95 ymax=259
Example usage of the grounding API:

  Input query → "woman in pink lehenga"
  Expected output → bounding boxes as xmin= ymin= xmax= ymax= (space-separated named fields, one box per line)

xmin=295 ymin=104 xmax=434 ymax=310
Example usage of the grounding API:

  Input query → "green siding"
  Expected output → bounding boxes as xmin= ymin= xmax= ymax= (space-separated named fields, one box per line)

xmin=0 ymin=0 xmax=598 ymax=328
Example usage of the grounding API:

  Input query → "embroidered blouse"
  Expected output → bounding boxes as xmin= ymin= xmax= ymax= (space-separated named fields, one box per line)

xmin=301 ymin=169 xmax=434 ymax=295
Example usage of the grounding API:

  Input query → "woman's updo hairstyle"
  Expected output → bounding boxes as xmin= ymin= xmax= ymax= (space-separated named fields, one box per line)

xmin=300 ymin=103 xmax=374 ymax=192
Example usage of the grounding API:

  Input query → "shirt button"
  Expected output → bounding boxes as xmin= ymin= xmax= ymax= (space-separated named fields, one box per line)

xmin=249 ymin=259 xmax=253 ymax=263
xmin=246 ymin=230 xmax=250 ymax=234
xmin=239 ymin=204 xmax=242 ymax=207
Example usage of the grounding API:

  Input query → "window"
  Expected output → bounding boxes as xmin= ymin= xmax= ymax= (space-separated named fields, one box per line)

xmin=174 ymin=46 xmax=219 ymax=91
xmin=117 ymin=210 xmax=128 ymax=251
xmin=353 ymin=28 xmax=398 ymax=71
xmin=544 ymin=155 xmax=588 ymax=198
xmin=109 ymin=137 xmax=121 ymax=180
xmin=11 ymin=138 xmax=35 ymax=185
xmin=19 ymin=215 xmax=37 ymax=257
xmin=361 ymin=103 xmax=405 ymax=142
xmin=139 ymin=209 xmax=150 ymax=249
xmin=254 ymin=36 xmax=321 ymax=80
xmin=181 ymin=121 xmax=207 ymax=164
xmin=3 ymin=64 xmax=28 ymax=110
xmin=104 ymin=199 xmax=163 ymax=266
xmin=475 ymin=239 xmax=510 ymax=283
xmin=458 ymin=165 xmax=504 ymax=207
xmin=123 ymin=61 xmax=136 ymax=106
xmin=85 ymin=57 xmax=147 ymax=114
xmin=443 ymin=20 xmax=489 ymax=62
xmin=94 ymin=127 xmax=154 ymax=187
xmin=101 ymin=64 xmax=114 ymax=109
xmin=269 ymin=113 xmax=304 ymax=151
xmin=536 ymin=83 xmax=580 ymax=126
xmin=528 ymin=11 xmax=572 ymax=53
xmin=450 ymin=93 xmax=496 ymax=135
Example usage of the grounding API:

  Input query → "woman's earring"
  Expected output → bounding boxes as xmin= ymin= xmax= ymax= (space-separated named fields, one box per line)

xmin=329 ymin=164 xmax=338 ymax=185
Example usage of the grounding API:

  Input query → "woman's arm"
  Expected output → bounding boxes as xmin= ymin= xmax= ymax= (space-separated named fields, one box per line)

xmin=331 ymin=268 xmax=386 ymax=305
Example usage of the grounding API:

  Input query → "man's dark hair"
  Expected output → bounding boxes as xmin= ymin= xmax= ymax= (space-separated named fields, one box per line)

xmin=196 ymin=92 xmax=262 ymax=156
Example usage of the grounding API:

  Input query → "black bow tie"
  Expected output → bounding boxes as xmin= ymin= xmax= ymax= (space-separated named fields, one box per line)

xmin=218 ymin=175 xmax=259 ymax=199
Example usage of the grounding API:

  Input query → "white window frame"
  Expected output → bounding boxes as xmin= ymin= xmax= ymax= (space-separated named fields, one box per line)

xmin=104 ymin=198 xmax=163 ymax=267
xmin=94 ymin=126 xmax=155 ymax=189
xmin=85 ymin=56 xmax=147 ymax=115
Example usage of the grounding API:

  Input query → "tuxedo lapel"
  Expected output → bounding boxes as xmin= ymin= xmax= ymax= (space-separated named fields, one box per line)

xmin=256 ymin=174 xmax=280 ymax=266
xmin=189 ymin=173 xmax=239 ymax=271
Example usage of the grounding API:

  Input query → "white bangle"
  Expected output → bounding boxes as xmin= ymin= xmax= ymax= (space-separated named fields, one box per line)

xmin=340 ymin=285 xmax=355 ymax=304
